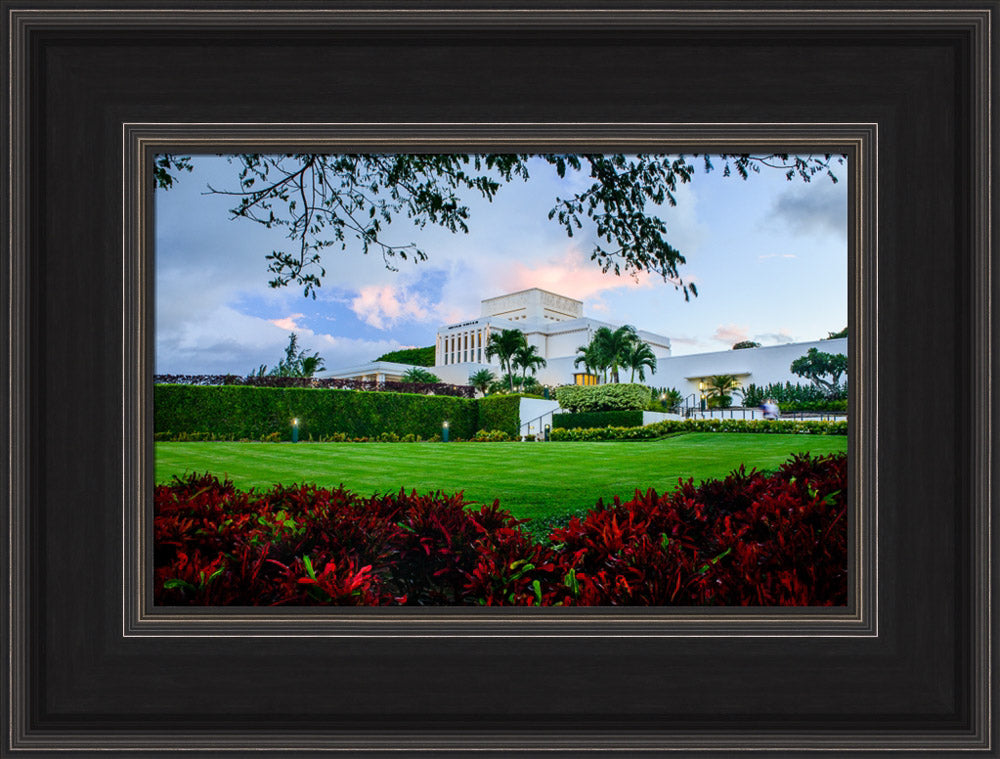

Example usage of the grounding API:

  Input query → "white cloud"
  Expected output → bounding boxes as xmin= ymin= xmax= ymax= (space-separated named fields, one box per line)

xmin=350 ymin=285 xmax=435 ymax=330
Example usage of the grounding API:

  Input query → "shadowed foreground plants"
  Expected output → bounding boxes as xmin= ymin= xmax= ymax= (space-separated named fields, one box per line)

xmin=155 ymin=453 xmax=847 ymax=606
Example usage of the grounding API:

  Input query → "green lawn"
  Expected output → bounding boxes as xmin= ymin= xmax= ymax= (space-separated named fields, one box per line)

xmin=155 ymin=433 xmax=847 ymax=522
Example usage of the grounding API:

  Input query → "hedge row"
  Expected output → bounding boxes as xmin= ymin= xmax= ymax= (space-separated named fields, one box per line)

xmin=476 ymin=395 xmax=522 ymax=438
xmin=552 ymin=410 xmax=644 ymax=430
xmin=550 ymin=418 xmax=848 ymax=441
xmin=155 ymin=384 xmax=523 ymax=441
xmin=153 ymin=374 xmax=474 ymax=398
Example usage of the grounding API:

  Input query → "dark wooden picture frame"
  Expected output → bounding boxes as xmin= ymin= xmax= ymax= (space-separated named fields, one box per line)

xmin=3 ymin=3 xmax=995 ymax=756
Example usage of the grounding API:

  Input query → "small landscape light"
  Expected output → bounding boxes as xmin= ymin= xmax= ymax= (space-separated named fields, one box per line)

xmin=544 ymin=423 xmax=550 ymax=442
xmin=442 ymin=420 xmax=449 ymax=443
xmin=292 ymin=417 xmax=299 ymax=443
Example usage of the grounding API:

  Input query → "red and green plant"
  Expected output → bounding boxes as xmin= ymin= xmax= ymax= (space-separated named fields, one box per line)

xmin=155 ymin=453 xmax=847 ymax=606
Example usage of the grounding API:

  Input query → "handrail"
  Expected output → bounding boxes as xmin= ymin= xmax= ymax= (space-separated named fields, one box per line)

xmin=520 ymin=411 xmax=554 ymax=437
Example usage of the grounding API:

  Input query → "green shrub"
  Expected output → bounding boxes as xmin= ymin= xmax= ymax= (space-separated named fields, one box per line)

xmin=155 ymin=384 xmax=478 ymax=441
xmin=742 ymin=381 xmax=847 ymax=407
xmin=471 ymin=429 xmax=512 ymax=442
xmin=552 ymin=410 xmax=644 ymax=430
xmin=554 ymin=383 xmax=652 ymax=413
xmin=550 ymin=418 xmax=848 ymax=441
xmin=476 ymin=394 xmax=521 ymax=437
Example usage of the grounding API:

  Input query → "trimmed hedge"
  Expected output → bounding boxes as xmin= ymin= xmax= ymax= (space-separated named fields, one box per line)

xmin=550 ymin=418 xmax=848 ymax=441
xmin=552 ymin=410 xmax=644 ymax=430
xmin=154 ymin=384 xmax=478 ymax=441
xmin=476 ymin=394 xmax=522 ymax=438
xmin=554 ymin=383 xmax=652 ymax=413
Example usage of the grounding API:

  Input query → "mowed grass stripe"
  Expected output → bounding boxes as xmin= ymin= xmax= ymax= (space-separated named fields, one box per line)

xmin=155 ymin=433 xmax=848 ymax=520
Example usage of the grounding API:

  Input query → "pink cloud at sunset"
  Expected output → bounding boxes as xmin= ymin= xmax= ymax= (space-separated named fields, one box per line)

xmin=269 ymin=313 xmax=306 ymax=331
xmin=712 ymin=323 xmax=750 ymax=345
xmin=350 ymin=285 xmax=432 ymax=330
xmin=498 ymin=247 xmax=654 ymax=300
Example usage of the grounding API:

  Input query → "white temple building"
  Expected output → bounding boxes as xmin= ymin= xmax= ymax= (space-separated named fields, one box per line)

xmin=431 ymin=288 xmax=672 ymax=386
xmin=324 ymin=287 xmax=848 ymax=402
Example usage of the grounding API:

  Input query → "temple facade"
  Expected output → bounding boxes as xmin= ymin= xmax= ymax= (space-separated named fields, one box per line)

xmin=323 ymin=287 xmax=847 ymax=400
xmin=431 ymin=288 xmax=671 ymax=385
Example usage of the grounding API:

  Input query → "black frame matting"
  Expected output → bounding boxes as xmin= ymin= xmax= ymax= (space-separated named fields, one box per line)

xmin=2 ymin=3 xmax=995 ymax=756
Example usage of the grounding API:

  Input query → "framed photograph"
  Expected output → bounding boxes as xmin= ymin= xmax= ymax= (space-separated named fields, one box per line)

xmin=147 ymin=144 xmax=855 ymax=613
xmin=4 ymin=3 xmax=994 ymax=756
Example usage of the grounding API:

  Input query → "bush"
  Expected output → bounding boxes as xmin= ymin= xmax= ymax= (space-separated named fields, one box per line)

xmin=155 ymin=452 xmax=846 ymax=606
xmin=471 ymin=429 xmax=512 ymax=442
xmin=555 ymin=383 xmax=652 ymax=413
xmin=550 ymin=418 xmax=848 ymax=441
xmin=552 ymin=410 xmax=644 ymax=430
xmin=155 ymin=384 xmax=478 ymax=441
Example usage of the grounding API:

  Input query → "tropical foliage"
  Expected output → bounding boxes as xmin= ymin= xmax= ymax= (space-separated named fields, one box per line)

xmin=512 ymin=342 xmax=547 ymax=382
xmin=704 ymin=374 xmax=742 ymax=409
xmin=484 ymin=329 xmax=527 ymax=392
xmin=653 ymin=387 xmax=684 ymax=413
xmin=468 ymin=368 xmax=496 ymax=396
xmin=154 ymin=453 xmax=847 ymax=606
xmin=574 ymin=325 xmax=657 ymax=384
xmin=401 ymin=367 xmax=441 ymax=383
xmin=252 ymin=332 xmax=325 ymax=378
xmin=740 ymin=381 xmax=847 ymax=411
xmin=732 ymin=340 xmax=761 ymax=350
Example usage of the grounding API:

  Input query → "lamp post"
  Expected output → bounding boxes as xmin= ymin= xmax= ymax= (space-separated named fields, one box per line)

xmin=659 ymin=392 xmax=667 ymax=411
xmin=699 ymin=381 xmax=706 ymax=412
xmin=544 ymin=423 xmax=550 ymax=442
xmin=442 ymin=420 xmax=449 ymax=443
xmin=292 ymin=418 xmax=299 ymax=443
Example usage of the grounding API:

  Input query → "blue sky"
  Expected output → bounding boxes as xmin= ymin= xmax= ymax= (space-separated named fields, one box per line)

xmin=155 ymin=154 xmax=847 ymax=374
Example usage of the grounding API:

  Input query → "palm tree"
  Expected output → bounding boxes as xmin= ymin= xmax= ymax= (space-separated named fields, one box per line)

xmin=658 ymin=387 xmax=684 ymax=413
xmin=591 ymin=325 xmax=639 ymax=383
xmin=621 ymin=340 xmax=657 ymax=382
xmin=299 ymin=354 xmax=326 ymax=378
xmin=402 ymin=367 xmax=441 ymax=383
xmin=257 ymin=332 xmax=327 ymax=378
xmin=468 ymin=368 xmax=496 ymax=396
xmin=512 ymin=342 xmax=547 ymax=387
xmin=484 ymin=329 xmax=527 ymax=392
xmin=573 ymin=342 xmax=602 ymax=382
xmin=705 ymin=374 xmax=741 ymax=409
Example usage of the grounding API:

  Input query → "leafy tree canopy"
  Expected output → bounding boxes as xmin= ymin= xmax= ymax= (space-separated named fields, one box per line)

xmin=375 ymin=346 xmax=436 ymax=366
xmin=826 ymin=327 xmax=848 ymax=339
xmin=732 ymin=340 xmax=762 ymax=350
xmin=155 ymin=152 xmax=842 ymax=300
xmin=790 ymin=348 xmax=848 ymax=391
